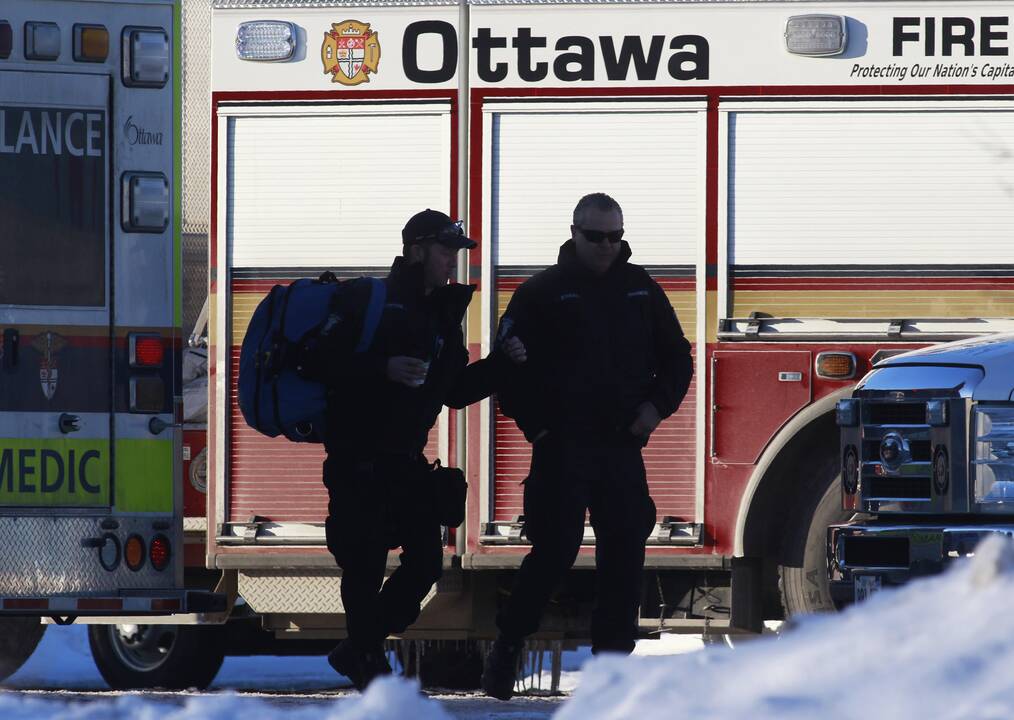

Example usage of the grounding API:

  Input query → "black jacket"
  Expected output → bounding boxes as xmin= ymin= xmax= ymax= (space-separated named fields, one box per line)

xmin=496 ymin=240 xmax=694 ymax=444
xmin=319 ymin=257 xmax=503 ymax=456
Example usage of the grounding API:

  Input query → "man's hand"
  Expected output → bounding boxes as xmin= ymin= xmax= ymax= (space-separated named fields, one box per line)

xmin=629 ymin=401 xmax=661 ymax=441
xmin=502 ymin=336 xmax=527 ymax=364
xmin=387 ymin=356 xmax=429 ymax=387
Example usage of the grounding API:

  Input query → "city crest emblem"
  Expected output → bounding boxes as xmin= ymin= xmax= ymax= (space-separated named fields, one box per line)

xmin=322 ymin=21 xmax=380 ymax=86
xmin=31 ymin=332 xmax=66 ymax=401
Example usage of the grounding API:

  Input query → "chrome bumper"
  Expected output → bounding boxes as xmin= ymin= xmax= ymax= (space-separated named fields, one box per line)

xmin=827 ymin=522 xmax=1014 ymax=602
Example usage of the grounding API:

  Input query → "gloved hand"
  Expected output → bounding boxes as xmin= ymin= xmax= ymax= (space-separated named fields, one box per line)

xmin=502 ymin=336 xmax=527 ymax=364
xmin=387 ymin=356 xmax=429 ymax=387
xmin=628 ymin=401 xmax=661 ymax=441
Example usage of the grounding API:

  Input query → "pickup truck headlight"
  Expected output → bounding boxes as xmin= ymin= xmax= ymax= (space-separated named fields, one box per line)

xmin=973 ymin=405 xmax=1014 ymax=505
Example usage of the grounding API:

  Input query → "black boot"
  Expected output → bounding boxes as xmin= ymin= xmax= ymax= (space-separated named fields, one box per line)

xmin=481 ymin=636 xmax=523 ymax=701
xmin=328 ymin=640 xmax=393 ymax=691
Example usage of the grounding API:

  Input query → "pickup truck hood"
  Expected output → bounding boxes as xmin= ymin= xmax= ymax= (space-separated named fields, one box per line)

xmin=873 ymin=332 xmax=1014 ymax=401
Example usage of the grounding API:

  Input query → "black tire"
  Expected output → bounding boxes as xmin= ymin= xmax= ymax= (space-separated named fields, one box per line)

xmin=400 ymin=640 xmax=483 ymax=690
xmin=88 ymin=624 xmax=225 ymax=690
xmin=779 ymin=461 xmax=854 ymax=616
xmin=0 ymin=618 xmax=46 ymax=683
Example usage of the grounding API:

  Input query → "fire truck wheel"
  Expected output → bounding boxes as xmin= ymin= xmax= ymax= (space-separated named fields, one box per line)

xmin=779 ymin=463 xmax=853 ymax=616
xmin=88 ymin=624 xmax=225 ymax=690
xmin=0 ymin=618 xmax=46 ymax=683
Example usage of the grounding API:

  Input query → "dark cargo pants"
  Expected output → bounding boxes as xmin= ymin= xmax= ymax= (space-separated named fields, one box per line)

xmin=323 ymin=454 xmax=443 ymax=648
xmin=496 ymin=438 xmax=657 ymax=654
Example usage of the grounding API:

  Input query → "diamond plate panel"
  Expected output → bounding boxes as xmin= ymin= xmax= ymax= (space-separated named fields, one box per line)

xmin=182 ymin=0 xmax=212 ymax=236
xmin=239 ymin=570 xmax=343 ymax=614
xmin=0 ymin=516 xmax=176 ymax=596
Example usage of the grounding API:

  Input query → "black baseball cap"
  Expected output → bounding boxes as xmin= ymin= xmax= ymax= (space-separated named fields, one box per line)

xmin=402 ymin=209 xmax=477 ymax=251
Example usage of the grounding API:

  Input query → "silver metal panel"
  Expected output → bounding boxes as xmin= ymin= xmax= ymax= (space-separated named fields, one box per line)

xmin=0 ymin=516 xmax=176 ymax=596
xmin=238 ymin=570 xmax=343 ymax=614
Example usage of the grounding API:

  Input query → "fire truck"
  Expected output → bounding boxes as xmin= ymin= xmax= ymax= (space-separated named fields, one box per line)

xmin=6 ymin=0 xmax=1014 ymax=691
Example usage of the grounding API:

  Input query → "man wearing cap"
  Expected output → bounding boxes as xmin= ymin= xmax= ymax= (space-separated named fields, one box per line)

xmin=319 ymin=209 xmax=525 ymax=690
xmin=481 ymin=193 xmax=694 ymax=700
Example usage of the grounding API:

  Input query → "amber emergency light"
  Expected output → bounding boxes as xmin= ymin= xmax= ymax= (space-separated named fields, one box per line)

xmin=74 ymin=25 xmax=108 ymax=62
xmin=815 ymin=352 xmax=857 ymax=380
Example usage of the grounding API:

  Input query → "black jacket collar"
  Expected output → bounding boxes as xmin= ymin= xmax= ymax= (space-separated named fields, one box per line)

xmin=386 ymin=256 xmax=475 ymax=324
xmin=556 ymin=239 xmax=632 ymax=280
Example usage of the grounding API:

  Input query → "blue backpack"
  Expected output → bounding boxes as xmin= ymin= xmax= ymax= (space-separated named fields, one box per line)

xmin=237 ymin=273 xmax=386 ymax=443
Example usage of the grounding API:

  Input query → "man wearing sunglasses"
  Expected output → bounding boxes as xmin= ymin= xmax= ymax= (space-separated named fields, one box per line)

xmin=482 ymin=193 xmax=694 ymax=700
xmin=314 ymin=209 xmax=526 ymax=691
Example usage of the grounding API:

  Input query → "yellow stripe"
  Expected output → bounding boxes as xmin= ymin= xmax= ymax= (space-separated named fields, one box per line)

xmin=232 ymin=292 xmax=261 ymax=345
xmin=731 ymin=290 xmax=1014 ymax=319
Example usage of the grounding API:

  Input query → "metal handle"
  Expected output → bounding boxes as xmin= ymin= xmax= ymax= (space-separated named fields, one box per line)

xmin=2 ymin=329 xmax=18 ymax=371
xmin=709 ymin=355 xmax=718 ymax=459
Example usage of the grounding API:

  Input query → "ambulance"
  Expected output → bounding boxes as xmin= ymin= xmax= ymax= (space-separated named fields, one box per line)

xmin=0 ymin=0 xmax=227 ymax=689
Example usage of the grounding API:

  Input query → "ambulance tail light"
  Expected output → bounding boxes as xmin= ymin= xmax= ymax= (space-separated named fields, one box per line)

xmin=124 ymin=535 xmax=145 ymax=571
xmin=130 ymin=377 xmax=165 ymax=413
xmin=235 ymin=21 xmax=295 ymax=61
xmin=130 ymin=334 xmax=164 ymax=368
xmin=0 ymin=22 xmax=12 ymax=59
xmin=149 ymin=534 xmax=171 ymax=571
xmin=816 ymin=352 xmax=857 ymax=380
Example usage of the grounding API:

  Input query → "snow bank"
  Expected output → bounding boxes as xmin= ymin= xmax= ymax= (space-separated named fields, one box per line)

xmin=0 ymin=676 xmax=449 ymax=720
xmin=557 ymin=535 xmax=1014 ymax=720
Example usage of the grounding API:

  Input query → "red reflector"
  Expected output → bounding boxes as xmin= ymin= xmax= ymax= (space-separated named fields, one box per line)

xmin=134 ymin=336 xmax=164 ymax=367
xmin=4 ymin=598 xmax=48 ymax=610
xmin=149 ymin=534 xmax=171 ymax=571
xmin=151 ymin=598 xmax=181 ymax=612
xmin=77 ymin=598 xmax=123 ymax=611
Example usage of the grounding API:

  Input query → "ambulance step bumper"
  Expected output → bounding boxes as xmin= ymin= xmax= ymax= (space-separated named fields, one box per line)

xmin=0 ymin=590 xmax=226 ymax=617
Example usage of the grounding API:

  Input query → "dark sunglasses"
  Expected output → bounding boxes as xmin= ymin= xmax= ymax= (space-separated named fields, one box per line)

xmin=415 ymin=219 xmax=465 ymax=244
xmin=578 ymin=227 xmax=624 ymax=244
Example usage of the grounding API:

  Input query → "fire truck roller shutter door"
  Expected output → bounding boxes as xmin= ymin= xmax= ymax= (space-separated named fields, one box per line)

xmin=223 ymin=102 xmax=451 ymax=523
xmin=727 ymin=102 xmax=1014 ymax=320
xmin=485 ymin=101 xmax=703 ymax=527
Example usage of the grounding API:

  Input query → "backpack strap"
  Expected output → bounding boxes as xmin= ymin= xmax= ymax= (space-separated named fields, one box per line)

xmin=354 ymin=277 xmax=386 ymax=353
xmin=271 ymin=283 xmax=297 ymax=433
xmin=252 ymin=286 xmax=279 ymax=432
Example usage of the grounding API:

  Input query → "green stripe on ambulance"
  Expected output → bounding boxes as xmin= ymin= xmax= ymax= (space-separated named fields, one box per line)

xmin=0 ymin=439 xmax=108 ymax=507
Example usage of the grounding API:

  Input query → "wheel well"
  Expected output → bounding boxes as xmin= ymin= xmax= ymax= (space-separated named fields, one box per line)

xmin=741 ymin=409 xmax=839 ymax=566
xmin=738 ymin=406 xmax=843 ymax=620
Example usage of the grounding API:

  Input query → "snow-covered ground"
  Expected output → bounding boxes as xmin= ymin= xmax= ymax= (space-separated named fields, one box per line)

xmin=5 ymin=538 xmax=1014 ymax=718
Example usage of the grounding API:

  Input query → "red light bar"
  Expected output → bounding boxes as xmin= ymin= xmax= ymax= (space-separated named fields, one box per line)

xmin=77 ymin=598 xmax=123 ymax=611
xmin=132 ymin=335 xmax=164 ymax=367
xmin=4 ymin=598 xmax=48 ymax=610
xmin=151 ymin=598 xmax=181 ymax=612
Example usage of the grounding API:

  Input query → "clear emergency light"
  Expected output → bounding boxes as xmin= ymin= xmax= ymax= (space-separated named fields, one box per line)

xmin=236 ymin=21 xmax=295 ymax=62
xmin=25 ymin=22 xmax=61 ymax=61
xmin=122 ymin=27 xmax=169 ymax=87
xmin=121 ymin=172 xmax=169 ymax=233
xmin=784 ymin=15 xmax=847 ymax=57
